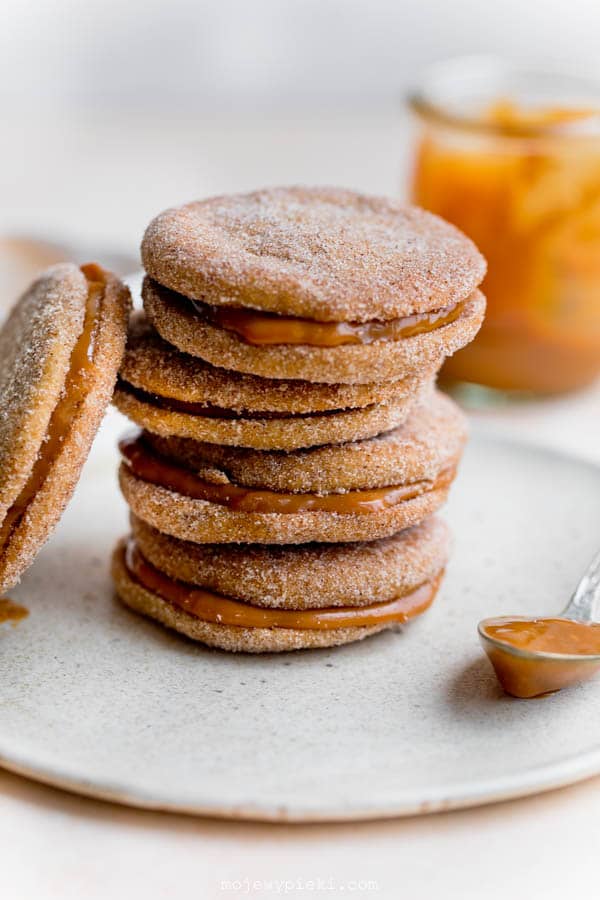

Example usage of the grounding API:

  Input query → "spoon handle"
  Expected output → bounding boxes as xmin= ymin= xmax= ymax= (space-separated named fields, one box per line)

xmin=562 ymin=550 xmax=600 ymax=622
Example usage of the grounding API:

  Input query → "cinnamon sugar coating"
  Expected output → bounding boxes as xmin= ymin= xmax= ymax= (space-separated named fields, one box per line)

xmin=141 ymin=187 xmax=486 ymax=322
xmin=143 ymin=279 xmax=485 ymax=384
xmin=0 ymin=265 xmax=131 ymax=592
xmin=140 ymin=389 xmax=466 ymax=493
xmin=131 ymin=514 xmax=449 ymax=609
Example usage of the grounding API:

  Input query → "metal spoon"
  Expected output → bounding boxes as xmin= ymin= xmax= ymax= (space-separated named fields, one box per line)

xmin=478 ymin=550 xmax=600 ymax=698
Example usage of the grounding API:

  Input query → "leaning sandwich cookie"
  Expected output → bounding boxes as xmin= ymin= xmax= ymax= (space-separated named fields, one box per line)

xmin=0 ymin=263 xmax=131 ymax=593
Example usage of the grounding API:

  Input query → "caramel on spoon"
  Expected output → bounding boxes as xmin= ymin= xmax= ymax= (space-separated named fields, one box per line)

xmin=478 ymin=551 xmax=600 ymax=698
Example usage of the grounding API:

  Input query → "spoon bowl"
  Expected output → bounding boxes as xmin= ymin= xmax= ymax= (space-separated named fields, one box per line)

xmin=478 ymin=550 xmax=600 ymax=698
xmin=478 ymin=615 xmax=600 ymax=698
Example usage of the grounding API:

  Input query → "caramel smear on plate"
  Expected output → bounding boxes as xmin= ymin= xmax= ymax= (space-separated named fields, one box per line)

xmin=0 ymin=598 xmax=28 ymax=626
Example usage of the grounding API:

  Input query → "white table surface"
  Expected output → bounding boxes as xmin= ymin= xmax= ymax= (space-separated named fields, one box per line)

xmin=2 ymin=105 xmax=600 ymax=899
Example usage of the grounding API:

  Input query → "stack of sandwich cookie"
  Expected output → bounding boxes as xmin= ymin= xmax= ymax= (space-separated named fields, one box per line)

xmin=112 ymin=186 xmax=486 ymax=652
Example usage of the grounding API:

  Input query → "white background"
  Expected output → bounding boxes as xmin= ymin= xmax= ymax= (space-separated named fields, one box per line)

xmin=2 ymin=0 xmax=600 ymax=112
xmin=1 ymin=0 xmax=600 ymax=253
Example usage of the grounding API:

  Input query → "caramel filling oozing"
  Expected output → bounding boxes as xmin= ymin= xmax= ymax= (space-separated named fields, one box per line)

xmin=120 ymin=434 xmax=454 ymax=515
xmin=117 ymin=379 xmax=350 ymax=421
xmin=192 ymin=298 xmax=465 ymax=347
xmin=125 ymin=540 xmax=441 ymax=630
xmin=0 ymin=264 xmax=104 ymax=555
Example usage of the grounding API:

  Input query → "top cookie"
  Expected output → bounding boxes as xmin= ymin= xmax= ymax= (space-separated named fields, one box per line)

xmin=141 ymin=186 xmax=486 ymax=322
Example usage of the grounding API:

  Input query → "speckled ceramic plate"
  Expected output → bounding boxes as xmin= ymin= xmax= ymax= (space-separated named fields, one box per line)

xmin=2 ymin=411 xmax=600 ymax=822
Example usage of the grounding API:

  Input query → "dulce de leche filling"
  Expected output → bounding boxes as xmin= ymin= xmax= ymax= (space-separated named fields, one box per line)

xmin=125 ymin=540 xmax=441 ymax=630
xmin=119 ymin=434 xmax=455 ymax=515
xmin=193 ymin=298 xmax=466 ymax=347
xmin=0 ymin=264 xmax=105 ymax=554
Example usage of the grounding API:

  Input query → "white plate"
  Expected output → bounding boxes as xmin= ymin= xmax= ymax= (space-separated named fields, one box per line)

xmin=2 ymin=412 xmax=600 ymax=822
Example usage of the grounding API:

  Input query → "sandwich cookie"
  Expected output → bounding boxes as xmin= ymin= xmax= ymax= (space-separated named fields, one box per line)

xmin=114 ymin=314 xmax=434 ymax=450
xmin=0 ymin=263 xmax=131 ymax=592
xmin=118 ymin=390 xmax=466 ymax=545
xmin=112 ymin=515 xmax=450 ymax=652
xmin=141 ymin=186 xmax=486 ymax=384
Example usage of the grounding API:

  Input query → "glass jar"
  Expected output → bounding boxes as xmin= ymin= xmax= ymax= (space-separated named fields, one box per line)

xmin=409 ymin=57 xmax=600 ymax=396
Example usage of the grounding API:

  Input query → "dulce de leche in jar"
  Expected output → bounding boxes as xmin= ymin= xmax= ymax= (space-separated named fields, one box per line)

xmin=409 ymin=58 xmax=600 ymax=395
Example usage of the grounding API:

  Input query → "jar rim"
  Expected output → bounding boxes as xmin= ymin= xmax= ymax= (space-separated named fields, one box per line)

xmin=408 ymin=55 xmax=600 ymax=138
